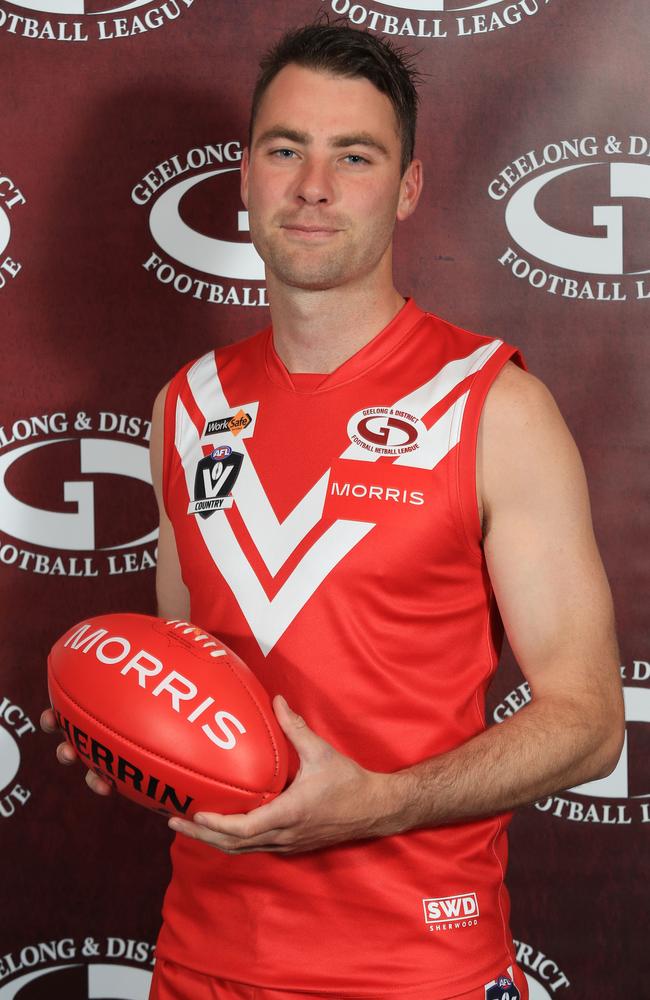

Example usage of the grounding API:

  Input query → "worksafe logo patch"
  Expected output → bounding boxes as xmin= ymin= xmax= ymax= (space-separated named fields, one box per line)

xmin=0 ymin=409 xmax=157 ymax=578
xmin=0 ymin=937 xmax=153 ymax=998
xmin=493 ymin=663 xmax=650 ymax=825
xmin=0 ymin=0 xmax=196 ymax=43
xmin=133 ymin=141 xmax=267 ymax=308
xmin=321 ymin=0 xmax=551 ymax=40
xmin=0 ymin=172 xmax=25 ymax=292
xmin=0 ymin=696 xmax=36 ymax=820
xmin=489 ymin=134 xmax=650 ymax=303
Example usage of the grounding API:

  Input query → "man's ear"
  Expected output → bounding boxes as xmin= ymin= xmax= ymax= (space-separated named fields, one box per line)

xmin=397 ymin=158 xmax=423 ymax=222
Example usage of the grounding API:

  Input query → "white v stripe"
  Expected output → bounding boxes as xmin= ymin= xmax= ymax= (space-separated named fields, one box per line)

xmin=177 ymin=337 xmax=503 ymax=653
xmin=176 ymin=399 xmax=373 ymax=655
xmin=186 ymin=352 xmax=332 ymax=578
xmin=340 ymin=340 xmax=502 ymax=465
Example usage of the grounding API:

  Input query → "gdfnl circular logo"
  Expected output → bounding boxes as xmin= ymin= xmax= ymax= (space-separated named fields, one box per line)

xmin=0 ymin=408 xmax=157 ymax=578
xmin=133 ymin=141 xmax=267 ymax=308
xmin=0 ymin=0 xmax=197 ymax=43
xmin=493 ymin=660 xmax=650 ymax=825
xmin=322 ymin=0 xmax=552 ymax=40
xmin=0 ymin=174 xmax=25 ymax=292
xmin=0 ymin=696 xmax=36 ymax=819
xmin=490 ymin=134 xmax=650 ymax=303
xmin=513 ymin=940 xmax=571 ymax=998
xmin=0 ymin=937 xmax=153 ymax=998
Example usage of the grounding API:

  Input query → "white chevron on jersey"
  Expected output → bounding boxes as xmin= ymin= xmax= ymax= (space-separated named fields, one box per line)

xmin=176 ymin=397 xmax=373 ymax=655
xmin=176 ymin=337 xmax=501 ymax=653
xmin=341 ymin=339 xmax=502 ymax=466
xmin=185 ymin=353 xmax=337 ymax=577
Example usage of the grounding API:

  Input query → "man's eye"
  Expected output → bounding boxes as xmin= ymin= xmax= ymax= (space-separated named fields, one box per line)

xmin=344 ymin=154 xmax=369 ymax=165
xmin=272 ymin=148 xmax=297 ymax=159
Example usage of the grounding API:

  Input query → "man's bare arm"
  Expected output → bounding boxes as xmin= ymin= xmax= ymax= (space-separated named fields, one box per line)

xmin=170 ymin=363 xmax=625 ymax=853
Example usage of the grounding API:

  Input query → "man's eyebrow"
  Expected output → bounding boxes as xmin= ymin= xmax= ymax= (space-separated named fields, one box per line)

xmin=255 ymin=127 xmax=310 ymax=148
xmin=255 ymin=126 xmax=389 ymax=157
xmin=330 ymin=133 xmax=389 ymax=156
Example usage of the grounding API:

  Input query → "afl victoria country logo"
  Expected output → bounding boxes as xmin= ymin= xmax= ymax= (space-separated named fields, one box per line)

xmin=322 ymin=0 xmax=551 ymax=39
xmin=0 ymin=409 xmax=157 ymax=578
xmin=0 ymin=174 xmax=25 ymax=291
xmin=490 ymin=134 xmax=650 ymax=303
xmin=133 ymin=142 xmax=267 ymax=308
xmin=0 ymin=0 xmax=195 ymax=42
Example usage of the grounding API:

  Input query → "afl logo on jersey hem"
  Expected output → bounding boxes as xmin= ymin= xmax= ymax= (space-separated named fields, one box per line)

xmin=484 ymin=970 xmax=520 ymax=1000
xmin=347 ymin=407 xmax=424 ymax=456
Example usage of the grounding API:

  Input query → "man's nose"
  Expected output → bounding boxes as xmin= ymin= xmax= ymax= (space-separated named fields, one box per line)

xmin=294 ymin=158 xmax=333 ymax=205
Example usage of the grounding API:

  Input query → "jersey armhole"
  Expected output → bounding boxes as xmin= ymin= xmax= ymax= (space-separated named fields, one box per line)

xmin=453 ymin=344 xmax=527 ymax=560
xmin=161 ymin=362 xmax=194 ymax=521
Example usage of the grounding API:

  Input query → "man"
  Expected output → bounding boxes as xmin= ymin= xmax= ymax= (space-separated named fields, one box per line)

xmin=43 ymin=22 xmax=624 ymax=1000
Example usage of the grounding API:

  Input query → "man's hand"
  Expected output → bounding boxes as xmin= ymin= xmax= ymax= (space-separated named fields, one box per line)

xmin=40 ymin=707 xmax=113 ymax=797
xmin=169 ymin=695 xmax=398 ymax=855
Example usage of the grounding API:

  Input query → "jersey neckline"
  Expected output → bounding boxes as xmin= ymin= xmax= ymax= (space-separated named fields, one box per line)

xmin=263 ymin=298 xmax=426 ymax=395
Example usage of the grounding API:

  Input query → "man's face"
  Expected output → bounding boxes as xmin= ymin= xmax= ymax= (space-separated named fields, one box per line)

xmin=241 ymin=64 xmax=421 ymax=293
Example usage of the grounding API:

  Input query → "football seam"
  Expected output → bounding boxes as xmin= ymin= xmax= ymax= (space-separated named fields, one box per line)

xmin=116 ymin=615 xmax=283 ymax=783
xmin=49 ymin=668 xmax=274 ymax=800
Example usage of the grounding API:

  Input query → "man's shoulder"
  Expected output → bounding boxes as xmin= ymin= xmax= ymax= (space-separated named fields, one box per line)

xmin=483 ymin=361 xmax=560 ymax=429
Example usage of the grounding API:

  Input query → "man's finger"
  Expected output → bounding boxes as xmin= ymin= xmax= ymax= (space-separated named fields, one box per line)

xmin=273 ymin=695 xmax=326 ymax=764
xmin=56 ymin=741 xmax=77 ymax=765
xmin=40 ymin=708 xmax=57 ymax=734
xmin=85 ymin=769 xmax=113 ymax=796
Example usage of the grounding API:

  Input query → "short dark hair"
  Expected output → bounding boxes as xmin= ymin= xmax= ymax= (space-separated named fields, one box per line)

xmin=249 ymin=22 xmax=420 ymax=175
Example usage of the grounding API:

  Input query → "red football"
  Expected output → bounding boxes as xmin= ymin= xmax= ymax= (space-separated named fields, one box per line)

xmin=47 ymin=612 xmax=289 ymax=818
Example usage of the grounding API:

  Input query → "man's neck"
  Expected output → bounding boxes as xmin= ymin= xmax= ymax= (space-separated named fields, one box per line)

xmin=267 ymin=275 xmax=406 ymax=375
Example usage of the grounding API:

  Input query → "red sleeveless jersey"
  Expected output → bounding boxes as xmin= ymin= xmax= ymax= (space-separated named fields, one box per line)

xmin=157 ymin=299 xmax=525 ymax=997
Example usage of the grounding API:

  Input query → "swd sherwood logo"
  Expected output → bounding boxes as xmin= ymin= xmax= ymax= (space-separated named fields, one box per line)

xmin=321 ymin=0 xmax=551 ymax=39
xmin=0 ymin=937 xmax=153 ymax=997
xmin=490 ymin=134 xmax=650 ymax=303
xmin=493 ymin=660 xmax=650 ymax=824
xmin=0 ymin=0 xmax=195 ymax=43
xmin=133 ymin=141 xmax=267 ymax=308
xmin=0 ymin=409 xmax=157 ymax=578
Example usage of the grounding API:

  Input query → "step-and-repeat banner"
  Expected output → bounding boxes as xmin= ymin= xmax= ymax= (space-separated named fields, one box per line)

xmin=1 ymin=1 xmax=647 ymax=996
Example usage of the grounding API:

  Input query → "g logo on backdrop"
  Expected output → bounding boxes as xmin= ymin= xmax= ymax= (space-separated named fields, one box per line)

xmin=0 ymin=0 xmax=197 ymax=42
xmin=493 ymin=659 xmax=650 ymax=825
xmin=490 ymin=134 xmax=650 ymax=303
xmin=320 ymin=0 xmax=551 ymax=40
xmin=0 ymin=411 xmax=157 ymax=579
xmin=133 ymin=141 xmax=267 ymax=308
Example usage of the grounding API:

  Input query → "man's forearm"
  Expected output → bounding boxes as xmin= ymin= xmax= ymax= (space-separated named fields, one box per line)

xmin=379 ymin=694 xmax=623 ymax=835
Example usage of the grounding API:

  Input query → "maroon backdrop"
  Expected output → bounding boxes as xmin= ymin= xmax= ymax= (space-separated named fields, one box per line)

xmin=1 ymin=1 xmax=648 ymax=996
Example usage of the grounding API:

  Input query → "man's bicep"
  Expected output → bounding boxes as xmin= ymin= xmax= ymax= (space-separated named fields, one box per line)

xmin=479 ymin=364 xmax=619 ymax=705
xmin=150 ymin=383 xmax=191 ymax=621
